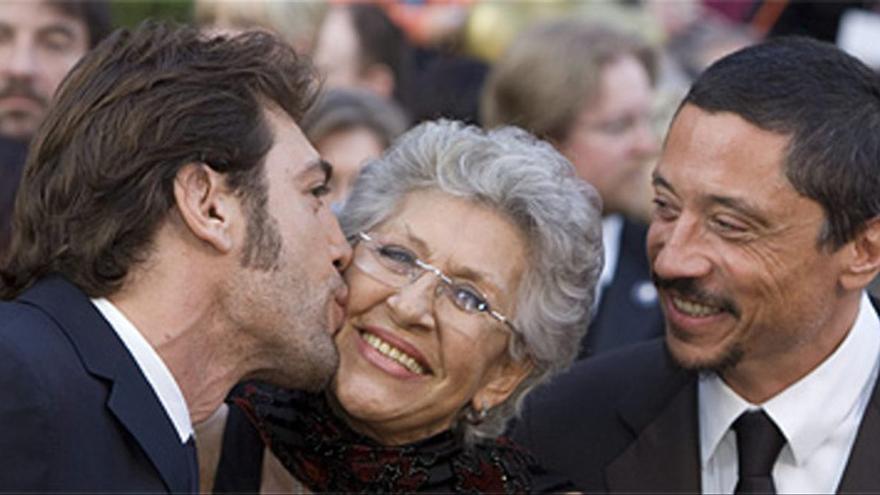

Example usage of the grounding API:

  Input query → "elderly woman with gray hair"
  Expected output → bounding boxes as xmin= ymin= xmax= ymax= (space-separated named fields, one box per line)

xmin=208 ymin=119 xmax=603 ymax=493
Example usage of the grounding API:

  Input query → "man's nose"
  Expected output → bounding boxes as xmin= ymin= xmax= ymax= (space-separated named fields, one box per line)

xmin=324 ymin=208 xmax=352 ymax=272
xmin=5 ymin=39 xmax=38 ymax=79
xmin=650 ymin=216 xmax=712 ymax=281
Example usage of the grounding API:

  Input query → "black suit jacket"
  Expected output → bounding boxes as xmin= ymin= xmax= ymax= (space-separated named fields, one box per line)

xmin=0 ymin=276 xmax=196 ymax=492
xmin=580 ymin=218 xmax=664 ymax=359
xmin=515 ymin=337 xmax=880 ymax=493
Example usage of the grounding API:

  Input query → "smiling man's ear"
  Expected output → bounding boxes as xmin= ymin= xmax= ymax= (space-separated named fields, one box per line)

xmin=840 ymin=217 xmax=880 ymax=291
xmin=173 ymin=162 xmax=237 ymax=254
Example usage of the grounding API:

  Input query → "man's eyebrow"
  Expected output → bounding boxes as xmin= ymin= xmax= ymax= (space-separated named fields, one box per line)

xmin=708 ymin=195 xmax=771 ymax=227
xmin=299 ymin=158 xmax=333 ymax=183
xmin=653 ymin=170 xmax=770 ymax=226
xmin=41 ymin=24 xmax=76 ymax=37
xmin=652 ymin=173 xmax=674 ymax=192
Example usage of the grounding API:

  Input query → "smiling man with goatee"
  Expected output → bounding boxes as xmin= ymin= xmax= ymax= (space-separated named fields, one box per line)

xmin=513 ymin=36 xmax=880 ymax=495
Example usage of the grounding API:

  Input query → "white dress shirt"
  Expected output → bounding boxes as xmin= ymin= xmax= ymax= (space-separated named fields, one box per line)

xmin=700 ymin=291 xmax=880 ymax=494
xmin=91 ymin=297 xmax=194 ymax=443
xmin=596 ymin=214 xmax=624 ymax=307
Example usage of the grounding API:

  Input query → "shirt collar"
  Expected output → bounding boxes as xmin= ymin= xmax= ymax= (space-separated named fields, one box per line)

xmin=700 ymin=291 xmax=880 ymax=466
xmin=91 ymin=297 xmax=194 ymax=443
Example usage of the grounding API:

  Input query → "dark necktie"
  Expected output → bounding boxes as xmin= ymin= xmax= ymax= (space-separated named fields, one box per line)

xmin=733 ymin=410 xmax=786 ymax=495
xmin=185 ymin=436 xmax=200 ymax=494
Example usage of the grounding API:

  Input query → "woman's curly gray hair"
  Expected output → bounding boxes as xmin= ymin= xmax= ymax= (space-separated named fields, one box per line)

xmin=338 ymin=119 xmax=603 ymax=445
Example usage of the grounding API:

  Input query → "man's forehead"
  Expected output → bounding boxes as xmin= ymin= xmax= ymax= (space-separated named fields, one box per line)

xmin=0 ymin=1 xmax=87 ymax=31
xmin=263 ymin=107 xmax=327 ymax=179
xmin=665 ymin=107 xmax=788 ymax=168
xmin=657 ymin=106 xmax=796 ymax=203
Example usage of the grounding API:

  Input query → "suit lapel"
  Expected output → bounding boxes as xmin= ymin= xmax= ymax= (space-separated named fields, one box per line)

xmin=837 ymin=296 xmax=880 ymax=493
xmin=837 ymin=379 xmax=880 ymax=493
xmin=605 ymin=347 xmax=701 ymax=493
xmin=18 ymin=276 xmax=193 ymax=493
xmin=106 ymin=370 xmax=194 ymax=493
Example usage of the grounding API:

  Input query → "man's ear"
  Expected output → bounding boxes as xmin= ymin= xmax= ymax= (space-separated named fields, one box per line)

xmin=173 ymin=162 xmax=236 ymax=254
xmin=472 ymin=356 xmax=534 ymax=412
xmin=840 ymin=217 xmax=880 ymax=291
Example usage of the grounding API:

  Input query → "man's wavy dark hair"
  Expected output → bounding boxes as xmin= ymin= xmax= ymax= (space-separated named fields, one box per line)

xmin=682 ymin=36 xmax=880 ymax=250
xmin=0 ymin=21 xmax=318 ymax=298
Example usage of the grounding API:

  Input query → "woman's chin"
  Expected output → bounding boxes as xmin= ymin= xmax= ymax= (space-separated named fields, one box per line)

xmin=333 ymin=373 xmax=395 ymax=422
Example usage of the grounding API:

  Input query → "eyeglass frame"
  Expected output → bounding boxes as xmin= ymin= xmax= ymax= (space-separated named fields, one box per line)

xmin=351 ymin=231 xmax=518 ymax=334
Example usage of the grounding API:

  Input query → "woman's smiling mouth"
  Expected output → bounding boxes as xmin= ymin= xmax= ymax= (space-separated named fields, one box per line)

xmin=357 ymin=328 xmax=433 ymax=376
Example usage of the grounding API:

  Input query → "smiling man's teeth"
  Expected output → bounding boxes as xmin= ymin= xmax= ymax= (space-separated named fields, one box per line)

xmin=672 ymin=297 xmax=722 ymax=317
xmin=362 ymin=333 xmax=427 ymax=375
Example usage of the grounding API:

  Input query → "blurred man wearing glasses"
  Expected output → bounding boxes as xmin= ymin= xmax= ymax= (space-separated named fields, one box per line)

xmin=482 ymin=19 xmax=663 ymax=358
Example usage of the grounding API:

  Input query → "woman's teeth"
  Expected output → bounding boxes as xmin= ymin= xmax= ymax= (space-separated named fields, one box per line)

xmin=362 ymin=332 xmax=427 ymax=375
xmin=672 ymin=296 xmax=722 ymax=317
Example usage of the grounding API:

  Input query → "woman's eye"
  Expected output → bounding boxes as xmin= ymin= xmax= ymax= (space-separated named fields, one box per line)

xmin=451 ymin=285 xmax=488 ymax=313
xmin=377 ymin=244 xmax=417 ymax=266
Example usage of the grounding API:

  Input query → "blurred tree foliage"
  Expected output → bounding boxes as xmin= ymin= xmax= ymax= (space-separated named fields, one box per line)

xmin=111 ymin=1 xmax=194 ymax=28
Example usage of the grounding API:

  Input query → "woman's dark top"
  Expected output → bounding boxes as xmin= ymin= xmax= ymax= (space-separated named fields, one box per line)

xmin=212 ymin=382 xmax=573 ymax=493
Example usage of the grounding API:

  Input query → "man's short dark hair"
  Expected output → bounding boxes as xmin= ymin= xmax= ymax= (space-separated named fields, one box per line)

xmin=683 ymin=36 xmax=880 ymax=250
xmin=47 ymin=0 xmax=113 ymax=48
xmin=1 ymin=21 xmax=318 ymax=298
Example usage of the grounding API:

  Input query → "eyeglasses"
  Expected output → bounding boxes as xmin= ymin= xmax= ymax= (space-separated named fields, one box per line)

xmin=351 ymin=231 xmax=517 ymax=335
xmin=579 ymin=110 xmax=655 ymax=138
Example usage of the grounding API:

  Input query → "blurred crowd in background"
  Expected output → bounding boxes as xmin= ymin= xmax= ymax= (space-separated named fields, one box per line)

xmin=5 ymin=0 xmax=880 ymax=237
xmin=4 ymin=0 xmax=880 ymax=298
xmin=4 ymin=2 xmax=880 ymax=491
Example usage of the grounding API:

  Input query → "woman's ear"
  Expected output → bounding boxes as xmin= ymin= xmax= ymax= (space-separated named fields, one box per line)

xmin=840 ymin=217 xmax=880 ymax=291
xmin=472 ymin=356 xmax=534 ymax=412
xmin=173 ymin=162 xmax=237 ymax=254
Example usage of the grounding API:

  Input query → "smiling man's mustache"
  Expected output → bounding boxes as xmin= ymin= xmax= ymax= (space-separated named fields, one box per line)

xmin=652 ymin=272 xmax=741 ymax=318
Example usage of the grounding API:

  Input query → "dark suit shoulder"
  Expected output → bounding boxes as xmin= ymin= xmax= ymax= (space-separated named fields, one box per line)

xmin=514 ymin=339 xmax=687 ymax=491
xmin=537 ymin=338 xmax=671 ymax=404
xmin=0 ymin=299 xmax=90 ymax=376
xmin=0 ymin=289 xmax=169 ymax=491
xmin=0 ymin=304 xmax=61 ymax=489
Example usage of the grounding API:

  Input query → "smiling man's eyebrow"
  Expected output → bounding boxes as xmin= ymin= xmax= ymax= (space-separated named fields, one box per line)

xmin=652 ymin=172 xmax=674 ymax=192
xmin=707 ymin=194 xmax=771 ymax=227
xmin=653 ymin=170 xmax=770 ymax=227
